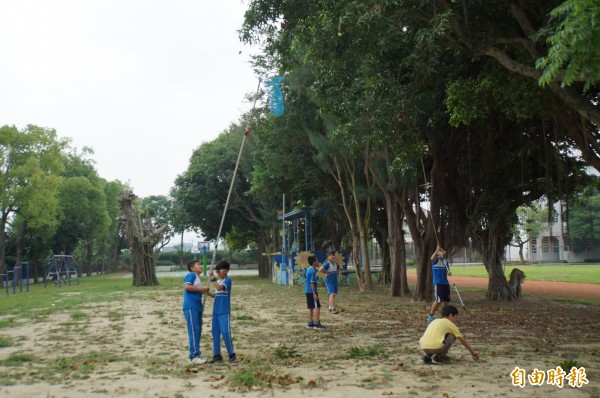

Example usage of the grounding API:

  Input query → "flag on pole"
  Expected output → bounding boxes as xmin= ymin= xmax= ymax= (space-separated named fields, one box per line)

xmin=265 ymin=76 xmax=285 ymax=117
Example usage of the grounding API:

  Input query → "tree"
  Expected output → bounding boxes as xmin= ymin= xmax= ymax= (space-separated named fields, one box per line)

xmin=0 ymin=125 xmax=67 ymax=282
xmin=434 ymin=0 xmax=600 ymax=169
xmin=100 ymin=180 xmax=128 ymax=273
xmin=536 ymin=0 xmax=600 ymax=92
xmin=51 ymin=148 xmax=111 ymax=276
xmin=568 ymin=189 xmax=600 ymax=253
xmin=53 ymin=176 xmax=110 ymax=275
xmin=172 ymin=123 xmax=274 ymax=276
xmin=240 ymin=0 xmax=594 ymax=301
xmin=511 ymin=204 xmax=545 ymax=263
xmin=140 ymin=195 xmax=173 ymax=252
xmin=117 ymin=191 xmax=167 ymax=286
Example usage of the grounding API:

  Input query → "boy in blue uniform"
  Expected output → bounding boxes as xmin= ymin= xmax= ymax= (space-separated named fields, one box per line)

xmin=320 ymin=251 xmax=340 ymax=313
xmin=427 ymin=245 xmax=451 ymax=322
xmin=207 ymin=260 xmax=236 ymax=363
xmin=183 ymin=260 xmax=211 ymax=365
xmin=305 ymin=255 xmax=325 ymax=330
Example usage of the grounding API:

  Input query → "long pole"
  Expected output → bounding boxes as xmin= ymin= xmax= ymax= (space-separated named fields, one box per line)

xmin=210 ymin=79 xmax=262 ymax=271
xmin=445 ymin=259 xmax=468 ymax=313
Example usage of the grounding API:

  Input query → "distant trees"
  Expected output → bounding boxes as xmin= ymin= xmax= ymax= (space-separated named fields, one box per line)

xmin=568 ymin=189 xmax=600 ymax=253
xmin=0 ymin=124 xmax=127 ymax=282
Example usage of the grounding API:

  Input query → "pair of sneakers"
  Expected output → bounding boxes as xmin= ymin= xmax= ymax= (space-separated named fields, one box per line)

xmin=306 ymin=322 xmax=326 ymax=330
xmin=423 ymin=354 xmax=450 ymax=364
xmin=190 ymin=356 xmax=208 ymax=365
xmin=210 ymin=353 xmax=237 ymax=363
xmin=328 ymin=307 xmax=339 ymax=314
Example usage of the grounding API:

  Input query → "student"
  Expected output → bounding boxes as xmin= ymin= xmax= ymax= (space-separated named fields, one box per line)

xmin=305 ymin=255 xmax=325 ymax=330
xmin=207 ymin=260 xmax=236 ymax=363
xmin=320 ymin=251 xmax=340 ymax=313
xmin=428 ymin=245 xmax=451 ymax=322
xmin=420 ymin=305 xmax=479 ymax=364
xmin=183 ymin=260 xmax=210 ymax=365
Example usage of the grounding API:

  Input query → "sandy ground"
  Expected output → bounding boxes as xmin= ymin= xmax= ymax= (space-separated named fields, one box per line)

xmin=0 ymin=276 xmax=598 ymax=398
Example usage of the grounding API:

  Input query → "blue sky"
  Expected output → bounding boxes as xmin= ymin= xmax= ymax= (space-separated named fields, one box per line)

xmin=0 ymin=0 xmax=258 ymax=197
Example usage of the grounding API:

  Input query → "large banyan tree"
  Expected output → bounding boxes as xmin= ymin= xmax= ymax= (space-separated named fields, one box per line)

xmin=118 ymin=190 xmax=168 ymax=286
xmin=240 ymin=0 xmax=597 ymax=300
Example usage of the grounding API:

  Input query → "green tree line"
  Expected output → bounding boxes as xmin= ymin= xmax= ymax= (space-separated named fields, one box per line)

xmin=0 ymin=124 xmax=129 ymax=283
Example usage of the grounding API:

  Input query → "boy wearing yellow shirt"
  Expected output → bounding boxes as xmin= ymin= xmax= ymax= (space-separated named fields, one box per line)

xmin=420 ymin=305 xmax=479 ymax=364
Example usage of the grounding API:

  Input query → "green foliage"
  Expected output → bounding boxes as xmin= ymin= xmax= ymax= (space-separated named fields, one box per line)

xmin=0 ymin=125 xmax=68 ymax=274
xmin=0 ymin=353 xmax=37 ymax=366
xmin=558 ymin=359 xmax=583 ymax=371
xmin=347 ymin=345 xmax=387 ymax=359
xmin=225 ymin=226 xmax=255 ymax=252
xmin=228 ymin=367 xmax=260 ymax=388
xmin=445 ymin=67 xmax=551 ymax=126
xmin=568 ymin=189 xmax=600 ymax=253
xmin=512 ymin=203 xmax=546 ymax=246
xmin=70 ymin=311 xmax=88 ymax=320
xmin=536 ymin=0 xmax=600 ymax=91
xmin=0 ymin=336 xmax=13 ymax=347
xmin=273 ymin=343 xmax=301 ymax=359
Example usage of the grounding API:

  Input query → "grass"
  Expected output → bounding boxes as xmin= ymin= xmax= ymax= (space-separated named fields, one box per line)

xmin=347 ymin=345 xmax=387 ymax=359
xmin=0 ymin=353 xmax=37 ymax=366
xmin=406 ymin=264 xmax=600 ymax=284
xmin=0 ymin=336 xmax=13 ymax=347
xmin=273 ymin=343 xmax=301 ymax=359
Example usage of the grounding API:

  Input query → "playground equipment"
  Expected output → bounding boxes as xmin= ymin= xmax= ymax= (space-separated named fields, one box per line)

xmin=44 ymin=255 xmax=80 ymax=287
xmin=2 ymin=262 xmax=30 ymax=295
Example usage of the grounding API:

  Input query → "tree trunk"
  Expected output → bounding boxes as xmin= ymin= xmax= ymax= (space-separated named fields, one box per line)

xmin=256 ymin=230 xmax=271 ymax=278
xmin=478 ymin=229 xmax=518 ymax=301
xmin=518 ymin=243 xmax=525 ymax=264
xmin=118 ymin=191 xmax=166 ymax=287
xmin=15 ymin=222 xmax=25 ymax=272
xmin=85 ymin=240 xmax=93 ymax=276
xmin=376 ymin=233 xmax=390 ymax=285
xmin=388 ymin=193 xmax=410 ymax=297
xmin=179 ymin=231 xmax=184 ymax=266
xmin=0 ymin=211 xmax=8 ymax=287
xmin=108 ymin=231 xmax=120 ymax=273
xmin=415 ymin=160 xmax=445 ymax=302
xmin=351 ymin=231 xmax=365 ymax=293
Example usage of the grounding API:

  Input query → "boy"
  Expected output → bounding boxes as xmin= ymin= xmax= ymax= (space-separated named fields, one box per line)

xmin=420 ymin=305 xmax=479 ymax=364
xmin=305 ymin=255 xmax=325 ymax=330
xmin=428 ymin=245 xmax=451 ymax=322
xmin=319 ymin=251 xmax=340 ymax=313
xmin=207 ymin=260 xmax=236 ymax=363
xmin=183 ymin=260 xmax=210 ymax=365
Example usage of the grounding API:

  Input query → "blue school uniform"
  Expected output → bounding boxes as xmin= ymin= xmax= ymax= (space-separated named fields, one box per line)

xmin=212 ymin=277 xmax=234 ymax=357
xmin=183 ymin=272 xmax=204 ymax=360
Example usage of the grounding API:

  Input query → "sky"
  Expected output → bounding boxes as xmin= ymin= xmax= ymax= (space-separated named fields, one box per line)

xmin=0 ymin=0 xmax=260 ymax=198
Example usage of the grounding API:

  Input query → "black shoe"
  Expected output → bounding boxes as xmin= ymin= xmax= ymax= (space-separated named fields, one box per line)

xmin=228 ymin=353 xmax=237 ymax=363
xmin=423 ymin=355 xmax=432 ymax=364
xmin=433 ymin=355 xmax=451 ymax=364
xmin=210 ymin=354 xmax=223 ymax=363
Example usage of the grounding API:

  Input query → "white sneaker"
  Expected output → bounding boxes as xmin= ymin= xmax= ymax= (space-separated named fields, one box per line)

xmin=191 ymin=356 xmax=208 ymax=365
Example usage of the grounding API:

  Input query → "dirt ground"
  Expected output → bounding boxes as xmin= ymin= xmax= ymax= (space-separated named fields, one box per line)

xmin=0 ymin=276 xmax=598 ymax=398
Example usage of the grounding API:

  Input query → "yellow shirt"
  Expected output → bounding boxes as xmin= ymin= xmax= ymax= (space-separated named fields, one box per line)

xmin=419 ymin=318 xmax=463 ymax=350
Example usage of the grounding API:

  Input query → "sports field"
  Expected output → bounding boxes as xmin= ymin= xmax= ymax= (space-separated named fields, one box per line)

xmin=407 ymin=263 xmax=600 ymax=284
